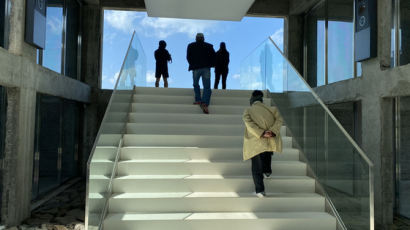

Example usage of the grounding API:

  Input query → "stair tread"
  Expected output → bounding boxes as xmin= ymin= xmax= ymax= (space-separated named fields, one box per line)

xmin=115 ymin=175 xmax=313 ymax=180
xmin=107 ymin=192 xmax=323 ymax=199
xmin=105 ymin=212 xmax=335 ymax=221
xmin=118 ymin=160 xmax=304 ymax=164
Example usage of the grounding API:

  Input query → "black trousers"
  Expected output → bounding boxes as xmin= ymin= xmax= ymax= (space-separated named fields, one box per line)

xmin=214 ymin=71 xmax=228 ymax=89
xmin=251 ymin=151 xmax=273 ymax=193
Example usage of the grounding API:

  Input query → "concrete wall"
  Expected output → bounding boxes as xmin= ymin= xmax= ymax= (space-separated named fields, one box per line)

xmin=0 ymin=0 xmax=93 ymax=226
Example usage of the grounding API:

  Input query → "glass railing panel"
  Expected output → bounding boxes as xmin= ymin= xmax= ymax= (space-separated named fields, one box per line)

xmin=85 ymin=32 xmax=146 ymax=230
xmin=240 ymin=38 xmax=374 ymax=230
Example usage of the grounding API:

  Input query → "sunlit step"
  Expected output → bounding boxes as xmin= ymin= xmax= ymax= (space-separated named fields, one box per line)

xmin=125 ymin=123 xmax=286 ymax=136
xmin=108 ymin=175 xmax=315 ymax=193
xmin=104 ymin=212 xmax=336 ymax=230
xmin=131 ymin=103 xmax=248 ymax=115
xmin=134 ymin=87 xmax=256 ymax=98
xmin=122 ymin=134 xmax=293 ymax=148
xmin=119 ymin=147 xmax=299 ymax=161
xmin=112 ymin=160 xmax=306 ymax=176
xmin=106 ymin=192 xmax=325 ymax=213
xmin=133 ymin=94 xmax=271 ymax=106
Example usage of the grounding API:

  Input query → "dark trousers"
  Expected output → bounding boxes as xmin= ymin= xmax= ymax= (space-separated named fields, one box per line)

xmin=251 ymin=151 xmax=273 ymax=193
xmin=214 ymin=71 xmax=228 ymax=89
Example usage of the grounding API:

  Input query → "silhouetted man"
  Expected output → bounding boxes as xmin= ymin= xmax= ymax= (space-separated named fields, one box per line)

xmin=155 ymin=40 xmax=172 ymax=88
xmin=214 ymin=42 xmax=230 ymax=89
xmin=187 ymin=33 xmax=216 ymax=114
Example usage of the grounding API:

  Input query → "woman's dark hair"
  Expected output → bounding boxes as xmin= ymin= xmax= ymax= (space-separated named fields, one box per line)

xmin=252 ymin=90 xmax=264 ymax=98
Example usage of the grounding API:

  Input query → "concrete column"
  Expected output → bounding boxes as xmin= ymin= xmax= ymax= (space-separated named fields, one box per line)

xmin=81 ymin=4 xmax=103 ymax=88
xmin=80 ymin=4 xmax=103 ymax=175
xmin=7 ymin=0 xmax=36 ymax=60
xmin=284 ymin=15 xmax=304 ymax=74
xmin=1 ymin=87 xmax=36 ymax=226
xmin=377 ymin=0 xmax=392 ymax=69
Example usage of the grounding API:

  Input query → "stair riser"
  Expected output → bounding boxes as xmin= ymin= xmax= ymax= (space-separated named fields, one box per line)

xmin=114 ymin=162 xmax=306 ymax=176
xmin=129 ymin=113 xmax=243 ymax=125
xmin=107 ymin=197 xmax=325 ymax=213
xmin=104 ymin=218 xmax=336 ymax=230
xmin=133 ymin=95 xmax=271 ymax=106
xmin=134 ymin=87 xmax=256 ymax=97
xmin=120 ymin=148 xmax=299 ymax=161
xmin=125 ymin=124 xmax=287 ymax=137
xmin=122 ymin=135 xmax=293 ymax=148
xmin=112 ymin=179 xmax=316 ymax=193
xmin=132 ymin=104 xmax=247 ymax=115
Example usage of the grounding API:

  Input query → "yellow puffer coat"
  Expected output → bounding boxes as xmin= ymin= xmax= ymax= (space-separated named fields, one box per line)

xmin=242 ymin=101 xmax=283 ymax=161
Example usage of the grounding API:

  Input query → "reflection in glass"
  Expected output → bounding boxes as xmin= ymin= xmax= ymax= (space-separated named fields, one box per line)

xmin=36 ymin=95 xmax=62 ymax=196
xmin=62 ymin=101 xmax=79 ymax=182
xmin=328 ymin=21 xmax=353 ymax=83
xmin=399 ymin=0 xmax=410 ymax=66
xmin=0 ymin=0 xmax=5 ymax=48
xmin=396 ymin=97 xmax=410 ymax=219
xmin=306 ymin=3 xmax=325 ymax=87
xmin=65 ymin=0 xmax=80 ymax=79
xmin=328 ymin=0 xmax=354 ymax=83
xmin=43 ymin=5 xmax=63 ymax=73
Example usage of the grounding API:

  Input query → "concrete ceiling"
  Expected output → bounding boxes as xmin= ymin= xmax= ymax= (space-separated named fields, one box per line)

xmin=84 ymin=0 xmax=321 ymax=17
xmin=144 ymin=0 xmax=255 ymax=21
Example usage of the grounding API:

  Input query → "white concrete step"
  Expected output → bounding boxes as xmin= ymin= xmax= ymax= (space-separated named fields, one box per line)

xmin=104 ymin=212 xmax=336 ymax=230
xmin=109 ymin=103 xmax=130 ymax=112
xmin=129 ymin=112 xmax=243 ymax=125
xmin=108 ymin=175 xmax=316 ymax=193
xmin=120 ymin=147 xmax=299 ymax=161
xmin=105 ymin=112 xmax=128 ymax=123
xmin=112 ymin=93 xmax=133 ymax=103
xmin=96 ymin=134 xmax=121 ymax=146
xmin=92 ymin=146 xmax=117 ymax=161
xmin=134 ymin=86 xmax=256 ymax=98
xmin=106 ymin=192 xmax=325 ymax=213
xmin=131 ymin=103 xmax=248 ymax=115
xmin=133 ymin=94 xmax=271 ymax=106
xmin=125 ymin=123 xmax=286 ymax=136
xmin=122 ymin=134 xmax=293 ymax=148
xmin=113 ymin=160 xmax=306 ymax=176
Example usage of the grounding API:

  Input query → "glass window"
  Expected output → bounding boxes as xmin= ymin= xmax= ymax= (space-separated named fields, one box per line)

xmin=61 ymin=100 xmax=79 ymax=181
xmin=0 ymin=0 xmax=6 ymax=48
xmin=327 ymin=0 xmax=354 ymax=84
xmin=43 ymin=1 xmax=64 ymax=73
xmin=396 ymin=96 xmax=410 ymax=219
xmin=399 ymin=0 xmax=410 ymax=66
xmin=65 ymin=0 xmax=80 ymax=79
xmin=306 ymin=3 xmax=326 ymax=87
xmin=32 ymin=94 xmax=81 ymax=199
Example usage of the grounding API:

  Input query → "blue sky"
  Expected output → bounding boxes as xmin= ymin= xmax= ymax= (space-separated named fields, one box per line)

xmin=102 ymin=10 xmax=284 ymax=89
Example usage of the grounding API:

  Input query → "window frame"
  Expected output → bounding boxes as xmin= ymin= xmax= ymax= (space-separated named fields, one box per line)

xmin=303 ymin=0 xmax=361 ymax=87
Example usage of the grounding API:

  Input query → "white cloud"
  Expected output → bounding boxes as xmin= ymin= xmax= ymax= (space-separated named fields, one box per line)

xmin=109 ymin=72 xmax=119 ymax=84
xmin=105 ymin=11 xmax=141 ymax=32
xmin=232 ymin=74 xmax=240 ymax=79
xmin=47 ymin=16 xmax=63 ymax=34
xmin=146 ymin=71 xmax=156 ymax=83
xmin=270 ymin=28 xmax=284 ymax=47
xmin=139 ymin=17 xmax=219 ymax=39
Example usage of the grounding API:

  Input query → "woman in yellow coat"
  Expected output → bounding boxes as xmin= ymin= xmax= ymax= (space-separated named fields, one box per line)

xmin=242 ymin=90 xmax=283 ymax=197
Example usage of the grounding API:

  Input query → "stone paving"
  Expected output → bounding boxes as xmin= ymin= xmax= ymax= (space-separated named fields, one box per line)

xmin=3 ymin=181 xmax=85 ymax=230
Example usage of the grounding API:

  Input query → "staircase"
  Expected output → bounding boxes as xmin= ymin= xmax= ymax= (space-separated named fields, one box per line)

xmin=87 ymin=87 xmax=337 ymax=230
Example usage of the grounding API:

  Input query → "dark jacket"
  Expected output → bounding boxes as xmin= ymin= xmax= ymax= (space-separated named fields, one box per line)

xmin=155 ymin=48 xmax=171 ymax=73
xmin=186 ymin=41 xmax=216 ymax=71
xmin=215 ymin=49 xmax=229 ymax=73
